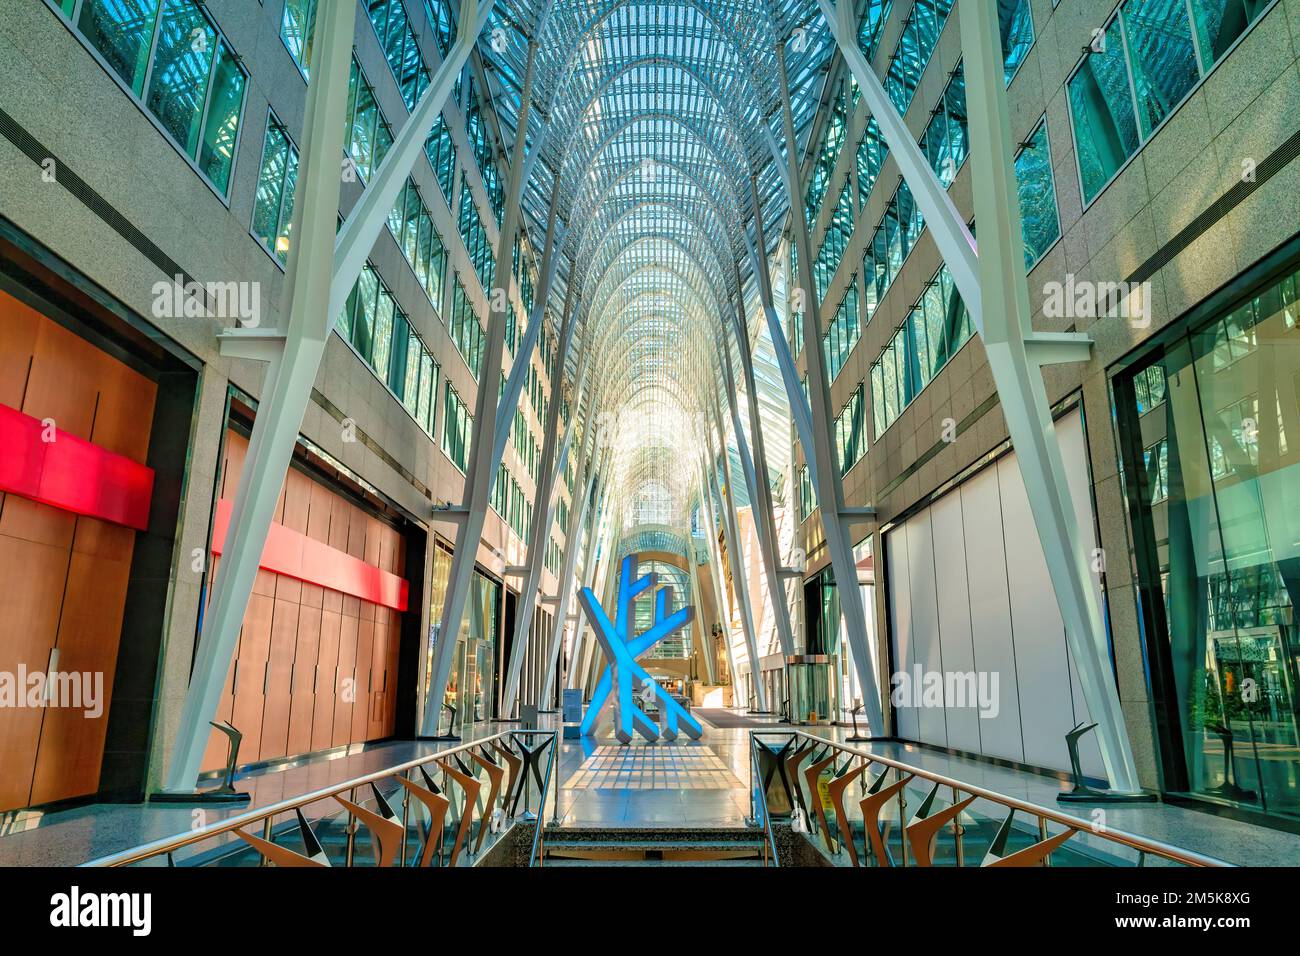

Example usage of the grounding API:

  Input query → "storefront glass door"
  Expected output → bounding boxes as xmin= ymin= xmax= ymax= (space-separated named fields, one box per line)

xmin=1118 ymin=260 xmax=1300 ymax=819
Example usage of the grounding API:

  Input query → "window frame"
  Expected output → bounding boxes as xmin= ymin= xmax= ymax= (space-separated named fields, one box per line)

xmin=43 ymin=0 xmax=248 ymax=204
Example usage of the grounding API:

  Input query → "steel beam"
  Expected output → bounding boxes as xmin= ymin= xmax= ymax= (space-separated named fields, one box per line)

xmin=500 ymin=292 xmax=586 ymax=712
xmin=694 ymin=455 xmax=741 ymax=700
xmin=537 ymin=412 xmax=599 ymax=706
xmin=954 ymin=0 xmax=1138 ymax=790
xmin=773 ymin=40 xmax=884 ymax=733
xmin=725 ymin=280 xmax=797 ymax=658
xmin=815 ymin=0 xmax=1138 ymax=789
xmin=420 ymin=38 xmax=543 ymax=733
xmin=705 ymin=398 xmax=767 ymax=711
xmin=162 ymin=1 xmax=357 ymax=791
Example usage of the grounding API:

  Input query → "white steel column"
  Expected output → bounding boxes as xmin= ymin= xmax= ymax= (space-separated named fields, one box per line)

xmin=501 ymin=291 xmax=586 ymax=712
xmin=165 ymin=0 xmax=496 ymax=790
xmin=694 ymin=456 xmax=741 ymax=701
xmin=537 ymin=413 xmax=599 ymax=706
xmin=718 ymin=327 xmax=789 ymax=677
xmin=955 ymin=0 xmax=1139 ymax=791
xmin=773 ymin=40 xmax=884 ymax=733
xmin=725 ymin=289 xmax=796 ymax=659
xmin=705 ymin=398 xmax=767 ymax=712
xmin=816 ymin=0 xmax=1138 ymax=789
xmin=685 ymin=540 xmax=717 ymax=684
xmin=421 ymin=37 xmax=543 ymax=733
xmin=162 ymin=2 xmax=357 ymax=791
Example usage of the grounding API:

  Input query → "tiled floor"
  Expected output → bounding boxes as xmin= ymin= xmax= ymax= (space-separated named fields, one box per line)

xmin=3 ymin=710 xmax=1300 ymax=864
xmin=552 ymin=728 xmax=754 ymax=829
xmin=562 ymin=745 xmax=743 ymax=790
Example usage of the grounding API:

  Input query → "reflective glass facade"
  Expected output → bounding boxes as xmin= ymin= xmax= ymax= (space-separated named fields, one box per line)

xmin=1118 ymin=249 xmax=1300 ymax=819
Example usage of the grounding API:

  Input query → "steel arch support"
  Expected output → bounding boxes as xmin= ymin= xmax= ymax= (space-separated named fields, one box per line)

xmin=815 ymin=0 xmax=1138 ymax=789
xmin=500 ymin=308 xmax=586 ymax=713
xmin=773 ymin=42 xmax=884 ymax=734
xmin=538 ymin=421 xmax=599 ymax=707
xmin=719 ymin=330 xmax=792 ymax=668
xmin=727 ymin=297 xmax=796 ymax=659
xmin=420 ymin=38 xmax=546 ymax=734
xmin=694 ymin=456 xmax=741 ymax=699
xmin=954 ymin=0 xmax=1138 ymax=791
xmin=162 ymin=2 xmax=357 ymax=792
xmin=705 ymin=400 xmax=767 ymax=712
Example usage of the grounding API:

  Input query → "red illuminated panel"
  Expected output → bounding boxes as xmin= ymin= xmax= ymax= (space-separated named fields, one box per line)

xmin=210 ymin=499 xmax=409 ymax=611
xmin=0 ymin=403 xmax=154 ymax=530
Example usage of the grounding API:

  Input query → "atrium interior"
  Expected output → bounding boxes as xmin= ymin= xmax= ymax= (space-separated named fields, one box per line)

xmin=0 ymin=0 xmax=1298 ymax=908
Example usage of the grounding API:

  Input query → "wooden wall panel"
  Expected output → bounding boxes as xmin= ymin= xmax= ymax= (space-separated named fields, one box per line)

xmin=0 ymin=289 xmax=155 ymax=811
xmin=229 ymin=593 xmax=273 ymax=762
xmin=332 ymin=614 xmax=358 ymax=749
xmin=29 ymin=551 xmax=132 ymax=804
xmin=258 ymin=597 xmax=298 ymax=761
xmin=0 ymin=537 xmax=69 ymax=810
xmin=310 ymin=608 xmax=341 ymax=751
xmin=286 ymin=604 xmax=321 ymax=756
xmin=199 ymin=429 xmax=414 ymax=773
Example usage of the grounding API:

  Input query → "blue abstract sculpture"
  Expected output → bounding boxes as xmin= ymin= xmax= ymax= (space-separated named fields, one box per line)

xmin=577 ymin=554 xmax=704 ymax=744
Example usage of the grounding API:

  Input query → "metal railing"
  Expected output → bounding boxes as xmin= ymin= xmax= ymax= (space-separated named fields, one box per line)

xmin=87 ymin=730 xmax=558 ymax=868
xmin=749 ymin=730 xmax=1228 ymax=868
xmin=748 ymin=735 xmax=781 ymax=867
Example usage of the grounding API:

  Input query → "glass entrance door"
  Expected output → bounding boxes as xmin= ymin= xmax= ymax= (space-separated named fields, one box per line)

xmin=1118 ymin=258 xmax=1300 ymax=820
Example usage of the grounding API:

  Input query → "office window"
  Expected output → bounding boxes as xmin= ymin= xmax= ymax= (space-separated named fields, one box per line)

xmin=798 ymin=464 xmax=817 ymax=521
xmin=334 ymin=262 xmax=439 ymax=439
xmin=423 ymin=0 xmax=456 ymax=55
xmin=862 ymin=181 xmax=923 ymax=324
xmin=70 ymin=0 xmax=246 ymax=195
xmin=998 ymin=0 xmax=1034 ymax=83
xmin=883 ymin=0 xmax=954 ymax=114
xmin=1122 ymin=0 xmax=1200 ymax=138
xmin=856 ymin=117 xmax=889 ymax=208
xmin=1068 ymin=0 xmax=1268 ymax=205
xmin=1190 ymin=0 xmax=1273 ymax=70
xmin=280 ymin=0 xmax=316 ymax=75
xmin=858 ymin=0 xmax=893 ymax=62
xmin=1015 ymin=119 xmax=1060 ymax=267
xmin=458 ymin=171 xmax=495 ymax=294
xmin=834 ymin=385 xmax=867 ymax=476
xmin=199 ymin=40 xmax=245 ymax=191
xmin=346 ymin=58 xmax=394 ymax=181
xmin=823 ymin=284 xmax=861 ymax=382
xmin=252 ymin=114 xmax=298 ymax=263
xmin=814 ymin=182 xmax=854 ymax=302
xmin=450 ymin=273 xmax=486 ymax=379
xmin=804 ymin=88 xmax=847 ymax=226
xmin=870 ymin=265 xmax=972 ymax=437
xmin=367 ymin=0 xmax=431 ymax=112
xmin=920 ymin=64 xmax=968 ymax=186
xmin=388 ymin=178 xmax=447 ymax=309
xmin=442 ymin=382 xmax=472 ymax=472
xmin=76 ymin=0 xmax=162 ymax=95
xmin=425 ymin=112 xmax=457 ymax=202
xmin=1068 ymin=19 xmax=1140 ymax=203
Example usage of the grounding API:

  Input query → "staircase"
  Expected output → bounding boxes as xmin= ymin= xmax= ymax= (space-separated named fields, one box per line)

xmin=539 ymin=826 xmax=770 ymax=866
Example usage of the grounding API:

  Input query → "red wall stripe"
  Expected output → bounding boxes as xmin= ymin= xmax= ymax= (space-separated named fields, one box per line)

xmin=210 ymin=499 xmax=409 ymax=612
xmin=0 ymin=402 xmax=154 ymax=531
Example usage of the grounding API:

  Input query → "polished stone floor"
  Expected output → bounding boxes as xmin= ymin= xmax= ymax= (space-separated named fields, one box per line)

xmin=2 ymin=709 xmax=1299 ymax=865
xmin=552 ymin=718 xmax=753 ymax=828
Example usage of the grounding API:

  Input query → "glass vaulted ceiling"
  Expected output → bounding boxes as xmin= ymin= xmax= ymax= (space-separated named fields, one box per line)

xmin=479 ymin=0 xmax=829 ymax=541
